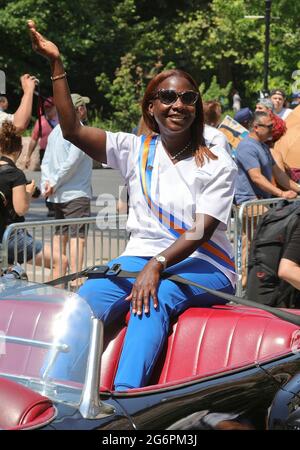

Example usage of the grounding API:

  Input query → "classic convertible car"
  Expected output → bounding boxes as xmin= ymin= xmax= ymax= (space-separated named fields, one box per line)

xmin=1 ymin=271 xmax=300 ymax=431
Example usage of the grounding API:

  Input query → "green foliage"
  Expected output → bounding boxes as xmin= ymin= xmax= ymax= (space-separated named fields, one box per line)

xmin=1 ymin=0 xmax=300 ymax=130
xmin=96 ymin=53 xmax=145 ymax=132
xmin=200 ymin=76 xmax=232 ymax=109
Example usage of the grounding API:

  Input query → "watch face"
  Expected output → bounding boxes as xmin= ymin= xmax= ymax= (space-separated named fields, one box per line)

xmin=155 ymin=255 xmax=166 ymax=268
xmin=156 ymin=256 xmax=166 ymax=263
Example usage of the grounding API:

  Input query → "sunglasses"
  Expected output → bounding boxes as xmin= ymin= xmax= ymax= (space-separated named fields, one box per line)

xmin=257 ymin=122 xmax=273 ymax=129
xmin=154 ymin=89 xmax=199 ymax=106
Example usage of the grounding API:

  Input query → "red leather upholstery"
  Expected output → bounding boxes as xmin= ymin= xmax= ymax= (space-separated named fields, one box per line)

xmin=0 ymin=377 xmax=55 ymax=430
xmin=98 ymin=306 xmax=300 ymax=389
xmin=0 ymin=297 xmax=299 ymax=391
xmin=153 ymin=307 xmax=300 ymax=384
xmin=100 ymin=323 xmax=127 ymax=390
xmin=0 ymin=300 xmax=63 ymax=378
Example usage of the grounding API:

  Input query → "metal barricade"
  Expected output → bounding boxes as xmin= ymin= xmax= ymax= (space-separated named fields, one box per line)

xmin=235 ymin=197 xmax=300 ymax=296
xmin=1 ymin=215 xmax=129 ymax=287
xmin=3 ymin=198 xmax=298 ymax=296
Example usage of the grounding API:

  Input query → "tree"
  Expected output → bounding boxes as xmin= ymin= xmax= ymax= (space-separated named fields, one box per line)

xmin=1 ymin=0 xmax=300 ymax=130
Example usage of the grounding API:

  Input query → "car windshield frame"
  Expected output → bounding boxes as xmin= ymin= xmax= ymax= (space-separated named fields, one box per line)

xmin=0 ymin=278 xmax=93 ymax=406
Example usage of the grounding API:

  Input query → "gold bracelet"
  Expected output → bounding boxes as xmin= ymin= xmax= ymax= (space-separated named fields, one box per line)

xmin=51 ymin=72 xmax=67 ymax=81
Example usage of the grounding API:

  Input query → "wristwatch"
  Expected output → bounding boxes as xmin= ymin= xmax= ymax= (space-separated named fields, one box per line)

xmin=154 ymin=254 xmax=167 ymax=270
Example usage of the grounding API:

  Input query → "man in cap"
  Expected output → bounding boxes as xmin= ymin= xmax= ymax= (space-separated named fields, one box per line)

xmin=290 ymin=93 xmax=300 ymax=110
xmin=41 ymin=93 xmax=93 ymax=285
xmin=270 ymin=88 xmax=292 ymax=120
xmin=233 ymin=107 xmax=253 ymax=130
xmin=25 ymin=96 xmax=58 ymax=169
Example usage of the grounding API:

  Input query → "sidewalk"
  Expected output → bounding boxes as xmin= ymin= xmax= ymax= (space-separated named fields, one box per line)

xmin=24 ymin=168 xmax=125 ymax=221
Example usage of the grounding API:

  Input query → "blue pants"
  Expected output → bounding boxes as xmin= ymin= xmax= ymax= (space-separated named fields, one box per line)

xmin=47 ymin=256 xmax=234 ymax=389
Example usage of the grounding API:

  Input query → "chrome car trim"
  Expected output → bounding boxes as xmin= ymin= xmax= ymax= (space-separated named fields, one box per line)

xmin=79 ymin=317 xmax=115 ymax=419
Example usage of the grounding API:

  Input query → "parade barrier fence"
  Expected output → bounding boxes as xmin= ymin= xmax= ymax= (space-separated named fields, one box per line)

xmin=235 ymin=197 xmax=300 ymax=297
xmin=1 ymin=197 xmax=299 ymax=294
xmin=1 ymin=215 xmax=129 ymax=287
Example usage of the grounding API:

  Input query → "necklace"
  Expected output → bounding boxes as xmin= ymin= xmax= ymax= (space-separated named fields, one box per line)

xmin=169 ymin=141 xmax=191 ymax=160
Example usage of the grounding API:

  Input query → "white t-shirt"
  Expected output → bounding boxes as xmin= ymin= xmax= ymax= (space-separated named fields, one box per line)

xmin=106 ymin=132 xmax=237 ymax=285
xmin=0 ymin=111 xmax=14 ymax=127
xmin=204 ymin=124 xmax=232 ymax=155
xmin=276 ymin=108 xmax=292 ymax=120
xmin=41 ymin=125 xmax=93 ymax=203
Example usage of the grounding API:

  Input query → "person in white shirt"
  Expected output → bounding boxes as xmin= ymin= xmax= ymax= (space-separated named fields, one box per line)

xmin=203 ymin=100 xmax=232 ymax=155
xmin=270 ymin=89 xmax=292 ymax=120
xmin=41 ymin=93 xmax=93 ymax=282
xmin=204 ymin=124 xmax=232 ymax=155
xmin=29 ymin=20 xmax=237 ymax=390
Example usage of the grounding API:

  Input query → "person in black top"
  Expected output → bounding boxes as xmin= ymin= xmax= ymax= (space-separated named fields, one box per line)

xmin=0 ymin=120 xmax=67 ymax=277
xmin=278 ymin=219 xmax=300 ymax=292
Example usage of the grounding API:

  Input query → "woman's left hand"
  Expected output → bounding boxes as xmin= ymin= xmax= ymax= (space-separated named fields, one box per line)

xmin=27 ymin=20 xmax=61 ymax=61
xmin=126 ymin=259 xmax=163 ymax=315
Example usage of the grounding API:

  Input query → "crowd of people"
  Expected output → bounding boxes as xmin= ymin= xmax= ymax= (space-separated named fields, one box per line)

xmin=0 ymin=18 xmax=300 ymax=390
xmin=0 ymin=78 xmax=93 ymax=281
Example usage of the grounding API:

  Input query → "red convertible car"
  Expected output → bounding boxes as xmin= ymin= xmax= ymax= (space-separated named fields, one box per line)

xmin=1 ymin=270 xmax=300 ymax=431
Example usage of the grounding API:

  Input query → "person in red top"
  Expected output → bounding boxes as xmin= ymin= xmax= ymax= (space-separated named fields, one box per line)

xmin=25 ymin=96 xmax=58 ymax=168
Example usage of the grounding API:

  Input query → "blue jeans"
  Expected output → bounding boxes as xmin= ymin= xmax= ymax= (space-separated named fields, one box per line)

xmin=48 ymin=256 xmax=234 ymax=390
xmin=7 ymin=229 xmax=43 ymax=264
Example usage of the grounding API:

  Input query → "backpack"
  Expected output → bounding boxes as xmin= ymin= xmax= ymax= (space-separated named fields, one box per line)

xmin=246 ymin=200 xmax=300 ymax=308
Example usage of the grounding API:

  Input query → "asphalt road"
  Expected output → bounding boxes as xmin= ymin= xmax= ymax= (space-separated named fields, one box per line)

xmin=25 ymin=167 xmax=125 ymax=221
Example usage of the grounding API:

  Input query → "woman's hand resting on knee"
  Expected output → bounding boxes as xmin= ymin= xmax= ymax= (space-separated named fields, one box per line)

xmin=126 ymin=259 xmax=163 ymax=315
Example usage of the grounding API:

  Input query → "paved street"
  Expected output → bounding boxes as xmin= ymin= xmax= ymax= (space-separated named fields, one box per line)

xmin=25 ymin=167 xmax=125 ymax=221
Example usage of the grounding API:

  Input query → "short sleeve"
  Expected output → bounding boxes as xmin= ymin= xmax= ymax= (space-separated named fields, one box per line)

xmin=282 ymin=220 xmax=300 ymax=264
xmin=237 ymin=141 xmax=275 ymax=171
xmin=105 ymin=131 xmax=140 ymax=179
xmin=11 ymin=168 xmax=27 ymax=188
xmin=236 ymin=142 xmax=261 ymax=171
xmin=195 ymin=157 xmax=237 ymax=225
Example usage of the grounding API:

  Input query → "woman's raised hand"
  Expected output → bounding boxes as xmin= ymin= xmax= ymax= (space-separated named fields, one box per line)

xmin=27 ymin=20 xmax=60 ymax=61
